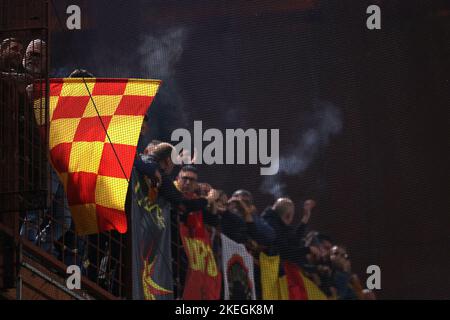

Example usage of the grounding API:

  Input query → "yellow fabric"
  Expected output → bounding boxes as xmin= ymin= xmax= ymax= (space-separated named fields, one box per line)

xmin=259 ymin=252 xmax=290 ymax=300
xmin=34 ymin=78 xmax=161 ymax=235
xmin=278 ymin=275 xmax=290 ymax=300
xmin=302 ymin=271 xmax=328 ymax=300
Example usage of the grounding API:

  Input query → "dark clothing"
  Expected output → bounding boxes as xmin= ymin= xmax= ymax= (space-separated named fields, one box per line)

xmin=134 ymin=153 xmax=159 ymax=178
xmin=333 ymin=270 xmax=358 ymax=300
xmin=204 ymin=209 xmax=219 ymax=227
xmin=261 ymin=207 xmax=310 ymax=266
xmin=247 ymin=213 xmax=275 ymax=247
xmin=218 ymin=211 xmax=248 ymax=244
xmin=215 ymin=210 xmax=275 ymax=247
xmin=134 ymin=154 xmax=207 ymax=212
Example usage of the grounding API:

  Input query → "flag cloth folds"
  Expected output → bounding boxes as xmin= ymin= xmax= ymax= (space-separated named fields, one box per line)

xmin=33 ymin=78 xmax=161 ymax=235
xmin=259 ymin=252 xmax=327 ymax=300
xmin=131 ymin=167 xmax=173 ymax=300
xmin=259 ymin=252 xmax=286 ymax=300
xmin=180 ymin=212 xmax=222 ymax=300
xmin=221 ymin=234 xmax=256 ymax=300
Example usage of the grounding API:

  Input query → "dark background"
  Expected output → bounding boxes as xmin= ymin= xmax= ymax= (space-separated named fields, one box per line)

xmin=50 ymin=0 xmax=450 ymax=299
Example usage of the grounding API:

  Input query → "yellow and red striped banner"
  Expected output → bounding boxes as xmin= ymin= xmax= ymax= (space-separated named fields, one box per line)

xmin=34 ymin=78 xmax=161 ymax=235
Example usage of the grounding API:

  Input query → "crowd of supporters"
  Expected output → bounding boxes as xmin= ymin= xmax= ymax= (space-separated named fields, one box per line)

xmin=136 ymin=141 xmax=377 ymax=300
xmin=2 ymin=36 xmax=375 ymax=300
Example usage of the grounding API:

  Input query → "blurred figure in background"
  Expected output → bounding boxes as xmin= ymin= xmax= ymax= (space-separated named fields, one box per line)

xmin=304 ymin=231 xmax=335 ymax=297
xmin=22 ymin=39 xmax=46 ymax=76
xmin=0 ymin=38 xmax=24 ymax=74
xmin=329 ymin=245 xmax=357 ymax=299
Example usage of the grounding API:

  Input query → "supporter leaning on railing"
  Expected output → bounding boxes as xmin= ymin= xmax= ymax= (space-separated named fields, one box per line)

xmin=261 ymin=198 xmax=313 ymax=267
xmin=191 ymin=178 xmax=375 ymax=299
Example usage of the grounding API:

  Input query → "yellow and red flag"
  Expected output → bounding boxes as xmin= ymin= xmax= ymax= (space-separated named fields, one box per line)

xmin=259 ymin=252 xmax=327 ymax=300
xmin=33 ymin=78 xmax=161 ymax=235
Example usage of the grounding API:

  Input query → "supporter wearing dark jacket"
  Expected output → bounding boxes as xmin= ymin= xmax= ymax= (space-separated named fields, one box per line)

xmin=201 ymin=189 xmax=245 ymax=244
xmin=262 ymin=198 xmax=315 ymax=266
xmin=173 ymin=165 xmax=218 ymax=225
xmin=330 ymin=245 xmax=358 ymax=300
xmin=134 ymin=142 xmax=208 ymax=213
xmin=218 ymin=211 xmax=247 ymax=243
xmin=226 ymin=190 xmax=275 ymax=247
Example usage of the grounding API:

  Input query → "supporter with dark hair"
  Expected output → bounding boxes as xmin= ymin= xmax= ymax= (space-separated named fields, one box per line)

xmin=329 ymin=245 xmax=358 ymax=300
xmin=68 ymin=68 xmax=94 ymax=78
xmin=174 ymin=165 xmax=218 ymax=226
xmin=207 ymin=192 xmax=247 ymax=244
xmin=134 ymin=141 xmax=209 ymax=213
xmin=176 ymin=165 xmax=198 ymax=193
xmin=0 ymin=38 xmax=25 ymax=74
xmin=303 ymin=230 xmax=335 ymax=297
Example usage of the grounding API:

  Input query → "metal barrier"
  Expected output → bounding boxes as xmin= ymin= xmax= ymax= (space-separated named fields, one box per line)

xmin=0 ymin=0 xmax=126 ymax=299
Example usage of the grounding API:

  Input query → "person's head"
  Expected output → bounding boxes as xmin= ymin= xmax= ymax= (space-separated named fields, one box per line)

xmin=304 ymin=231 xmax=323 ymax=263
xmin=272 ymin=197 xmax=295 ymax=225
xmin=143 ymin=140 xmax=161 ymax=155
xmin=228 ymin=189 xmax=253 ymax=215
xmin=197 ymin=182 xmax=212 ymax=197
xmin=0 ymin=38 xmax=23 ymax=70
xmin=308 ymin=233 xmax=333 ymax=263
xmin=317 ymin=234 xmax=333 ymax=254
xmin=330 ymin=245 xmax=351 ymax=272
xmin=177 ymin=165 xmax=198 ymax=193
xmin=147 ymin=141 xmax=175 ymax=174
xmin=330 ymin=245 xmax=348 ymax=260
xmin=69 ymin=68 xmax=94 ymax=78
xmin=216 ymin=190 xmax=228 ymax=212
xmin=231 ymin=189 xmax=253 ymax=204
xmin=23 ymin=39 xmax=47 ymax=75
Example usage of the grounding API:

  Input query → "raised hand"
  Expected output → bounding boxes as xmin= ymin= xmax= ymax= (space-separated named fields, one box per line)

xmin=301 ymin=199 xmax=316 ymax=224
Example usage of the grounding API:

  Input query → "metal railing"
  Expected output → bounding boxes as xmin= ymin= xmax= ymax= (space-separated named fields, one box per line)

xmin=0 ymin=0 xmax=127 ymax=300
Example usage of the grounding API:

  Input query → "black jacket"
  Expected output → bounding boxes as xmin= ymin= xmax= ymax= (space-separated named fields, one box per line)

xmin=218 ymin=210 xmax=248 ymax=244
xmin=261 ymin=207 xmax=310 ymax=266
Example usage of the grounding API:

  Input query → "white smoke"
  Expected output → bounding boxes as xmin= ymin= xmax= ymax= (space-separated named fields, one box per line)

xmin=260 ymin=100 xmax=343 ymax=198
xmin=137 ymin=27 xmax=190 ymax=141
xmin=138 ymin=27 xmax=188 ymax=79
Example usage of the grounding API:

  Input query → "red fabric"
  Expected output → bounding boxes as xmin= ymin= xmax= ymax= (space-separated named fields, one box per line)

xmin=95 ymin=204 xmax=127 ymax=233
xmin=52 ymin=96 xmax=90 ymax=120
xmin=66 ymin=172 xmax=98 ymax=205
xmin=180 ymin=212 xmax=221 ymax=300
xmin=98 ymin=143 xmax=136 ymax=178
xmin=50 ymin=143 xmax=72 ymax=172
xmin=91 ymin=80 xmax=127 ymax=95
xmin=115 ymin=95 xmax=153 ymax=116
xmin=73 ymin=116 xmax=112 ymax=142
xmin=283 ymin=261 xmax=308 ymax=300
xmin=34 ymin=78 xmax=161 ymax=235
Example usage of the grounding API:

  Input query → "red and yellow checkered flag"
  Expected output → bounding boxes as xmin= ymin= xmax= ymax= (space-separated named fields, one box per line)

xmin=33 ymin=78 xmax=161 ymax=235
